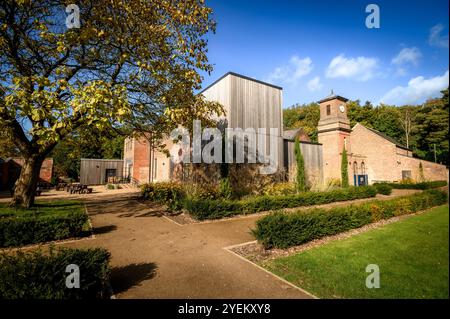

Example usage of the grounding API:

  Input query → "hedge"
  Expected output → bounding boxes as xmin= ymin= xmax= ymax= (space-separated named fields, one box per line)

xmin=373 ymin=183 xmax=393 ymax=195
xmin=376 ymin=180 xmax=447 ymax=190
xmin=0 ymin=247 xmax=111 ymax=299
xmin=185 ymin=186 xmax=378 ymax=220
xmin=140 ymin=182 xmax=185 ymax=211
xmin=253 ymin=189 xmax=448 ymax=249
xmin=0 ymin=212 xmax=88 ymax=248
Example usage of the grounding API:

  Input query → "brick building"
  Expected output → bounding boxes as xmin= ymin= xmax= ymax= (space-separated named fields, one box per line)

xmin=318 ymin=93 xmax=448 ymax=185
xmin=122 ymin=72 xmax=448 ymax=186
xmin=123 ymin=134 xmax=174 ymax=184
xmin=0 ymin=157 xmax=53 ymax=191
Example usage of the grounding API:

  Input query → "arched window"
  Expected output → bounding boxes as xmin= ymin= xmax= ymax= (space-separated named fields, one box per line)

xmin=353 ymin=161 xmax=358 ymax=175
xmin=361 ymin=162 xmax=366 ymax=175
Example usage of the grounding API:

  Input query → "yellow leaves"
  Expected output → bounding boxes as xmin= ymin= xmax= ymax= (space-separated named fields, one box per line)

xmin=56 ymin=41 xmax=66 ymax=53
xmin=31 ymin=108 xmax=45 ymax=121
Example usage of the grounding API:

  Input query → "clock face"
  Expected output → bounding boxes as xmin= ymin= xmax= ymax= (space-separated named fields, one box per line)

xmin=339 ymin=105 xmax=345 ymax=113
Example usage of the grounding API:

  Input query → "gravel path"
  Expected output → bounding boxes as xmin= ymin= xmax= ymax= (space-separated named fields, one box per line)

xmin=6 ymin=188 xmax=422 ymax=298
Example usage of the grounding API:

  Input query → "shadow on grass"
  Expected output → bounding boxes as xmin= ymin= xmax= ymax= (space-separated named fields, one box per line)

xmin=110 ymin=262 xmax=158 ymax=294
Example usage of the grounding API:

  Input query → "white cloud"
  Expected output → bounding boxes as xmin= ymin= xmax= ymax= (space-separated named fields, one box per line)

xmin=428 ymin=24 xmax=449 ymax=48
xmin=325 ymin=54 xmax=378 ymax=81
xmin=379 ymin=70 xmax=449 ymax=105
xmin=265 ymin=55 xmax=313 ymax=85
xmin=307 ymin=76 xmax=323 ymax=91
xmin=392 ymin=47 xmax=422 ymax=66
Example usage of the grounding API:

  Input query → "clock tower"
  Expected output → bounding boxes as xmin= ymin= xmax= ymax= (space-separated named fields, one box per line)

xmin=317 ymin=91 xmax=351 ymax=184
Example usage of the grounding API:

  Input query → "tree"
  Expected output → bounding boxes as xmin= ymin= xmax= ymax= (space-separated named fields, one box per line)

xmin=283 ymin=103 xmax=320 ymax=142
xmin=341 ymin=145 xmax=349 ymax=188
xmin=51 ymin=127 xmax=126 ymax=179
xmin=413 ymin=89 xmax=449 ymax=164
xmin=0 ymin=0 xmax=218 ymax=207
xmin=0 ymin=125 xmax=19 ymax=158
xmin=294 ymin=137 xmax=306 ymax=192
xmin=418 ymin=162 xmax=425 ymax=182
xmin=399 ymin=106 xmax=414 ymax=149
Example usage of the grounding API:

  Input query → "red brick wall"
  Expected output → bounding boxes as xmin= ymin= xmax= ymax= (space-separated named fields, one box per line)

xmin=10 ymin=157 xmax=54 ymax=184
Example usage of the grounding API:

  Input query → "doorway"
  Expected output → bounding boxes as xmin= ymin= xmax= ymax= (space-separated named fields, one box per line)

xmin=105 ymin=169 xmax=117 ymax=183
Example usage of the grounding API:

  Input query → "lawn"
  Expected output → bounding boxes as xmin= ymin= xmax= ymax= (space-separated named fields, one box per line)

xmin=0 ymin=200 xmax=85 ymax=218
xmin=262 ymin=205 xmax=449 ymax=299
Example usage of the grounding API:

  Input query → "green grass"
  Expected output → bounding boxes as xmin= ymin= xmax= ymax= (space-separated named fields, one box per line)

xmin=262 ymin=205 xmax=449 ymax=299
xmin=0 ymin=200 xmax=85 ymax=218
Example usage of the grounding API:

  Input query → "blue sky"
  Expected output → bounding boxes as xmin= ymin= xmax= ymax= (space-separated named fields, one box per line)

xmin=198 ymin=0 xmax=449 ymax=108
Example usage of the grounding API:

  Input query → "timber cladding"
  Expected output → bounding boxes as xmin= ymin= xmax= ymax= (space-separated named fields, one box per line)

xmin=284 ymin=141 xmax=324 ymax=187
xmin=201 ymin=72 xmax=284 ymax=171
xmin=80 ymin=159 xmax=124 ymax=185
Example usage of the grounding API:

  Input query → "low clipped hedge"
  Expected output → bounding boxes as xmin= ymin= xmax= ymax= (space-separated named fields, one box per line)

xmin=140 ymin=182 xmax=185 ymax=211
xmin=185 ymin=186 xmax=378 ymax=220
xmin=0 ymin=247 xmax=111 ymax=299
xmin=253 ymin=189 xmax=448 ymax=249
xmin=373 ymin=183 xmax=393 ymax=195
xmin=0 ymin=212 xmax=88 ymax=248
xmin=377 ymin=180 xmax=447 ymax=190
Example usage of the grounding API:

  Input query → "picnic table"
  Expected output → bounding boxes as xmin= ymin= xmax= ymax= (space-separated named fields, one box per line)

xmin=55 ymin=182 xmax=67 ymax=191
xmin=66 ymin=183 xmax=93 ymax=194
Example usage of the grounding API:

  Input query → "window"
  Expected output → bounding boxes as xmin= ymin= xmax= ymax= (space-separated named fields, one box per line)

xmin=326 ymin=105 xmax=331 ymax=116
xmin=353 ymin=161 xmax=358 ymax=175
xmin=105 ymin=169 xmax=117 ymax=183
xmin=360 ymin=162 xmax=366 ymax=175
xmin=402 ymin=170 xmax=411 ymax=180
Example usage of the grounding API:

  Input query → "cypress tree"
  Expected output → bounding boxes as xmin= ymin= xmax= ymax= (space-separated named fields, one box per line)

xmin=341 ymin=145 xmax=349 ymax=188
xmin=295 ymin=137 xmax=306 ymax=192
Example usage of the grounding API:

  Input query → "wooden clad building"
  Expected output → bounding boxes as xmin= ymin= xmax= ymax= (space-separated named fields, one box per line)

xmin=200 ymin=72 xmax=284 ymax=171
xmin=80 ymin=159 xmax=124 ymax=185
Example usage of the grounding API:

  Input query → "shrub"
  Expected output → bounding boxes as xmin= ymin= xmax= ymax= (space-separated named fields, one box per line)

xmin=373 ymin=183 xmax=393 ymax=195
xmin=326 ymin=178 xmax=342 ymax=188
xmin=185 ymin=186 xmax=378 ymax=220
xmin=341 ymin=146 xmax=349 ymax=188
xmin=0 ymin=247 xmax=111 ymax=299
xmin=140 ymin=182 xmax=185 ymax=211
xmin=253 ymin=189 xmax=448 ymax=249
xmin=219 ymin=177 xmax=233 ymax=199
xmin=380 ymin=180 xmax=447 ymax=190
xmin=0 ymin=212 xmax=88 ymax=248
xmin=262 ymin=182 xmax=296 ymax=196
xmin=295 ymin=137 xmax=306 ymax=192
xmin=184 ymin=183 xmax=221 ymax=200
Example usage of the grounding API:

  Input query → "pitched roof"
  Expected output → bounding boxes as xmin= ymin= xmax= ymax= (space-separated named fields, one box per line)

xmin=318 ymin=91 xmax=348 ymax=104
xmin=359 ymin=124 xmax=411 ymax=151
xmin=198 ymin=71 xmax=283 ymax=95
xmin=282 ymin=128 xmax=311 ymax=142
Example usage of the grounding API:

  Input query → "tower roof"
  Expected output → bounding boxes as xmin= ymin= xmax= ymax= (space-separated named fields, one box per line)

xmin=318 ymin=91 xmax=348 ymax=104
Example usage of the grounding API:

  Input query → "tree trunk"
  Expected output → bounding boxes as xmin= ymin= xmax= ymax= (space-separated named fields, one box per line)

xmin=8 ymin=155 xmax=44 ymax=209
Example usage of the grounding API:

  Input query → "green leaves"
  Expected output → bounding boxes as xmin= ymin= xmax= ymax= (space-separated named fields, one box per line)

xmin=1 ymin=0 xmax=217 ymax=160
xmin=294 ymin=137 xmax=306 ymax=192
